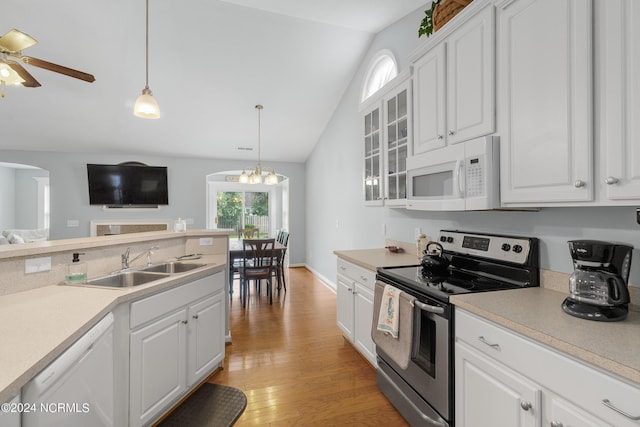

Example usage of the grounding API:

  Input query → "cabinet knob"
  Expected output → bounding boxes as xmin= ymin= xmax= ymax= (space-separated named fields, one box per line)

xmin=604 ymin=176 xmax=619 ymax=185
xmin=550 ymin=421 xmax=563 ymax=427
xmin=192 ymin=314 xmax=199 ymax=320
xmin=347 ymin=287 xmax=353 ymax=293
xmin=360 ymin=276 xmax=368 ymax=282
xmin=520 ymin=401 xmax=532 ymax=411
xmin=181 ymin=320 xmax=188 ymax=324
xmin=437 ymin=135 xmax=444 ymax=140
xmin=574 ymin=180 xmax=586 ymax=188
xmin=448 ymin=130 xmax=455 ymax=136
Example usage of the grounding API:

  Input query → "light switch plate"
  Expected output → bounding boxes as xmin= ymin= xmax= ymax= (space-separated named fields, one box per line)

xmin=199 ymin=237 xmax=213 ymax=246
xmin=25 ymin=257 xmax=52 ymax=274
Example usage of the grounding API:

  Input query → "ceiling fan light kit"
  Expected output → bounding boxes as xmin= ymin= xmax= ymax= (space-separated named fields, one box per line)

xmin=238 ymin=105 xmax=279 ymax=185
xmin=0 ymin=28 xmax=95 ymax=98
xmin=134 ymin=0 xmax=160 ymax=119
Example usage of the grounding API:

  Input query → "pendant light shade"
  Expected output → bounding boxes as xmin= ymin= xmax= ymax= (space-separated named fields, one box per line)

xmin=134 ymin=86 xmax=160 ymax=118
xmin=134 ymin=0 xmax=160 ymax=119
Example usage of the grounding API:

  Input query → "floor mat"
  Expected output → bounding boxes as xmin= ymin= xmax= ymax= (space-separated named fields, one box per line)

xmin=158 ymin=383 xmax=247 ymax=427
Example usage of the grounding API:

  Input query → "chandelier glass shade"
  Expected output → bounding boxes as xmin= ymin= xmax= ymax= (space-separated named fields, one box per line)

xmin=239 ymin=105 xmax=278 ymax=185
xmin=134 ymin=0 xmax=160 ymax=119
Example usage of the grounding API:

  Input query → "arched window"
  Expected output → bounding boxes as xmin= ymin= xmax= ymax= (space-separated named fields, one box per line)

xmin=361 ymin=50 xmax=398 ymax=102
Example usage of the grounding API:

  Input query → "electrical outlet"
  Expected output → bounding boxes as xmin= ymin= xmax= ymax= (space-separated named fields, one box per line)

xmin=199 ymin=237 xmax=213 ymax=246
xmin=67 ymin=219 xmax=79 ymax=227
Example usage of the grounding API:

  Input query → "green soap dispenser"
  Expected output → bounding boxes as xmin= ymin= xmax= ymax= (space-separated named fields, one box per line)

xmin=66 ymin=252 xmax=87 ymax=284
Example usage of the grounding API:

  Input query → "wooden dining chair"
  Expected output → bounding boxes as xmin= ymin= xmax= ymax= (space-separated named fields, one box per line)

xmin=238 ymin=238 xmax=276 ymax=306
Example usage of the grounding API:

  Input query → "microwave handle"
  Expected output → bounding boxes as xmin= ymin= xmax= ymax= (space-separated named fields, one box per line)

xmin=454 ymin=160 xmax=465 ymax=198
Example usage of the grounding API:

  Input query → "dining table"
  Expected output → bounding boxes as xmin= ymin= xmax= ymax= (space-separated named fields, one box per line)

xmin=228 ymin=238 xmax=287 ymax=292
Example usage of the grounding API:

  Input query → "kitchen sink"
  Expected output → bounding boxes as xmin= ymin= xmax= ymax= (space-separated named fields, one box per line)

xmin=141 ymin=262 xmax=207 ymax=274
xmin=86 ymin=271 xmax=170 ymax=288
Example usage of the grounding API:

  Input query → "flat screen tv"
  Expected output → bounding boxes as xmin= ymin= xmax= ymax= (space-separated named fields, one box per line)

xmin=87 ymin=163 xmax=169 ymax=206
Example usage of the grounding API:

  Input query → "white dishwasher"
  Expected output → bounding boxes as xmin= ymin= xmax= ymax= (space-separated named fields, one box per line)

xmin=22 ymin=312 xmax=114 ymax=427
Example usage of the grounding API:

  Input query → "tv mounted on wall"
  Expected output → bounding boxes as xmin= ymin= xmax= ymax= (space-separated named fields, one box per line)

xmin=87 ymin=162 xmax=169 ymax=207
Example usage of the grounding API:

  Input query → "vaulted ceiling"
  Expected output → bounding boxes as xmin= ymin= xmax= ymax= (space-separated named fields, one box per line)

xmin=1 ymin=0 xmax=426 ymax=163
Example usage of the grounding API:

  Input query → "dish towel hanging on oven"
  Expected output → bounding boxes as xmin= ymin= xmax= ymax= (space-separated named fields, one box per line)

xmin=372 ymin=282 xmax=415 ymax=369
xmin=376 ymin=284 xmax=401 ymax=337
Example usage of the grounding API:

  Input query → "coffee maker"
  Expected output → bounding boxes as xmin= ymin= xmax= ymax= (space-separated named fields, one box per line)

xmin=562 ymin=240 xmax=633 ymax=321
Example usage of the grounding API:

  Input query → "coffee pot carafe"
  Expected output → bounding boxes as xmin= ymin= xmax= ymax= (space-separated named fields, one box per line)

xmin=562 ymin=240 xmax=633 ymax=321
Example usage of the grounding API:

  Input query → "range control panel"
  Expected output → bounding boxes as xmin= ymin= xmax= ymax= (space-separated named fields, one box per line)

xmin=437 ymin=230 xmax=531 ymax=265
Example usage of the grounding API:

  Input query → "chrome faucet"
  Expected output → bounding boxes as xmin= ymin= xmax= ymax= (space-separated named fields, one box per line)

xmin=121 ymin=246 xmax=160 ymax=269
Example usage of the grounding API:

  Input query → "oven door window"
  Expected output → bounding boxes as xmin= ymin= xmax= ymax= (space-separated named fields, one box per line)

xmin=411 ymin=309 xmax=437 ymax=378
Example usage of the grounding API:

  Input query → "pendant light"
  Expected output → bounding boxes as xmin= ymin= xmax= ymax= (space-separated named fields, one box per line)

xmin=134 ymin=0 xmax=160 ymax=119
xmin=239 ymin=105 xmax=278 ymax=185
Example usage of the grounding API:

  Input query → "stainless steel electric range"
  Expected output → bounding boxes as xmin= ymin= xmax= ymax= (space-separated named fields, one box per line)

xmin=375 ymin=230 xmax=539 ymax=427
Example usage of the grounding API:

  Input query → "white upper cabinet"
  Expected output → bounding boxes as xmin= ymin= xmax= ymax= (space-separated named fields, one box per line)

xmin=600 ymin=0 xmax=640 ymax=202
xmin=361 ymin=70 xmax=413 ymax=206
xmin=412 ymin=2 xmax=495 ymax=155
xmin=362 ymin=101 xmax=384 ymax=206
xmin=498 ymin=0 xmax=593 ymax=204
xmin=383 ymin=79 xmax=412 ymax=206
xmin=413 ymin=43 xmax=447 ymax=153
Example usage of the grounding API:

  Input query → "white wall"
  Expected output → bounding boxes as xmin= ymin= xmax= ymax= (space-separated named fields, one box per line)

xmin=305 ymin=6 xmax=640 ymax=288
xmin=0 ymin=150 xmax=306 ymax=265
xmin=0 ymin=166 xmax=16 ymax=231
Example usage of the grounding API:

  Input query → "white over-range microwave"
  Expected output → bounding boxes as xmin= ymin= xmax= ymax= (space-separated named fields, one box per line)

xmin=406 ymin=136 xmax=499 ymax=211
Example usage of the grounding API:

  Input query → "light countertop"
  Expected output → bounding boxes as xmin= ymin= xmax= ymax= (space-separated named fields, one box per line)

xmin=451 ymin=288 xmax=640 ymax=386
xmin=333 ymin=248 xmax=420 ymax=271
xmin=0 ymin=257 xmax=226 ymax=403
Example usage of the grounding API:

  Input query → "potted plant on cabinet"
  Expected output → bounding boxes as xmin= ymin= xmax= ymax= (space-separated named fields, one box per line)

xmin=419 ymin=0 xmax=472 ymax=38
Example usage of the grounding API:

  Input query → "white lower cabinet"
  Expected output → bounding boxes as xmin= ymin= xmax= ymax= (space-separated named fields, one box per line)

xmin=129 ymin=272 xmax=225 ymax=427
xmin=0 ymin=393 xmax=20 ymax=427
xmin=455 ymin=308 xmax=640 ymax=427
xmin=456 ymin=341 xmax=540 ymax=427
xmin=336 ymin=258 xmax=376 ymax=366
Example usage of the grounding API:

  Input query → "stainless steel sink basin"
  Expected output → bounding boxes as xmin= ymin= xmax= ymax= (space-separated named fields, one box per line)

xmin=141 ymin=262 xmax=207 ymax=274
xmin=86 ymin=271 xmax=170 ymax=288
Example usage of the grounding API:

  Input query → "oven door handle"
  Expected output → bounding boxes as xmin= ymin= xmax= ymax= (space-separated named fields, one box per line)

xmin=414 ymin=300 xmax=445 ymax=315
xmin=377 ymin=366 xmax=449 ymax=427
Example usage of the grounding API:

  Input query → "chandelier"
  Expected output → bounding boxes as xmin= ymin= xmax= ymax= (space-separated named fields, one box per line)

xmin=239 ymin=104 xmax=278 ymax=185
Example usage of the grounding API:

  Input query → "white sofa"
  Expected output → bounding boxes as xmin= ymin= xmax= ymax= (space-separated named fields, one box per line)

xmin=0 ymin=229 xmax=49 ymax=245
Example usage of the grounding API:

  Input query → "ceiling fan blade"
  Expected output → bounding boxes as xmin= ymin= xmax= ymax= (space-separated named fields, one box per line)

xmin=0 ymin=29 xmax=37 ymax=53
xmin=7 ymin=60 xmax=41 ymax=87
xmin=20 ymin=56 xmax=95 ymax=83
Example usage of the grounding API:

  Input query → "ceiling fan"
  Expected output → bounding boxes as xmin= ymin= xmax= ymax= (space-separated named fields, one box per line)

xmin=0 ymin=28 xmax=95 ymax=97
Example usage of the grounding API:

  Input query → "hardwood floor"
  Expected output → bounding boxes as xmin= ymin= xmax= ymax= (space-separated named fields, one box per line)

xmin=209 ymin=267 xmax=408 ymax=426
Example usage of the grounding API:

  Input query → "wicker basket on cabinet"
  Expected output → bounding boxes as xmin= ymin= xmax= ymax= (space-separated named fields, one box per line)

xmin=433 ymin=0 xmax=473 ymax=32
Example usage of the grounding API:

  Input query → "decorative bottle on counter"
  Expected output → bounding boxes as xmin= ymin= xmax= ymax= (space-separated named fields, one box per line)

xmin=417 ymin=234 xmax=428 ymax=258
xmin=65 ymin=252 xmax=87 ymax=284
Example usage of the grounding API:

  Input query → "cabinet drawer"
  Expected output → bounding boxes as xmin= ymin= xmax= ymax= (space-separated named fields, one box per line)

xmin=131 ymin=272 xmax=223 ymax=329
xmin=456 ymin=309 xmax=640 ymax=426
xmin=337 ymin=258 xmax=375 ymax=289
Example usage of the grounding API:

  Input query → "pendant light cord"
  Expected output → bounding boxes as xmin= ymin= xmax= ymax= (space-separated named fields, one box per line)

xmin=145 ymin=0 xmax=150 ymax=89
xmin=256 ymin=104 xmax=263 ymax=167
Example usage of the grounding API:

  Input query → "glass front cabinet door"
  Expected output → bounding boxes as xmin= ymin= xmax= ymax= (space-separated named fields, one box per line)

xmin=384 ymin=80 xmax=412 ymax=206
xmin=363 ymin=103 xmax=383 ymax=205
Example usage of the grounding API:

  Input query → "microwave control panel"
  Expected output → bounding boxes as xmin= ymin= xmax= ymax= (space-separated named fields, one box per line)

xmin=466 ymin=156 xmax=485 ymax=197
